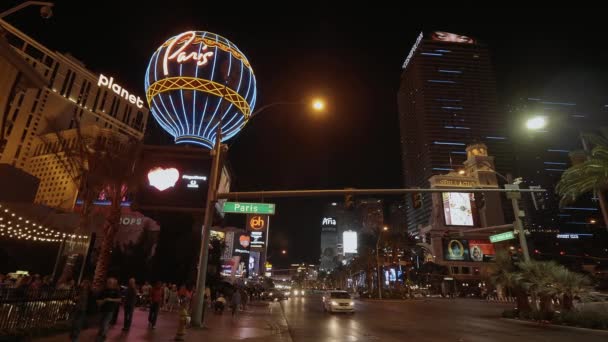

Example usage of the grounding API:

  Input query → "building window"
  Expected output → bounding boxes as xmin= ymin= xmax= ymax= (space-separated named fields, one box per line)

xmin=451 ymin=266 xmax=459 ymax=274
xmin=461 ymin=267 xmax=470 ymax=275
xmin=60 ymin=69 xmax=73 ymax=96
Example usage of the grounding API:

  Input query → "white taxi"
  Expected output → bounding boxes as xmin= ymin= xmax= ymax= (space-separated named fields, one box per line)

xmin=322 ymin=290 xmax=355 ymax=313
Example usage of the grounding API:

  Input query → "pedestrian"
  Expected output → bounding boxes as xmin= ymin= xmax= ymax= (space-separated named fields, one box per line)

xmin=148 ymin=281 xmax=163 ymax=328
xmin=69 ymin=280 xmax=92 ymax=342
xmin=230 ymin=289 xmax=241 ymax=318
xmin=123 ymin=278 xmax=137 ymax=332
xmin=141 ymin=281 xmax=151 ymax=306
xmin=162 ymin=283 xmax=170 ymax=311
xmin=167 ymin=284 xmax=179 ymax=312
xmin=214 ymin=293 xmax=226 ymax=314
xmin=240 ymin=287 xmax=248 ymax=311
xmin=95 ymin=277 xmax=121 ymax=342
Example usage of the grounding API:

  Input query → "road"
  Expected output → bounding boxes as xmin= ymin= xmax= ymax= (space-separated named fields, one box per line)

xmin=281 ymin=295 xmax=607 ymax=342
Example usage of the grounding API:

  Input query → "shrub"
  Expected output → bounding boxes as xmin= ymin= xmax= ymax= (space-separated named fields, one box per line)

xmin=502 ymin=309 xmax=517 ymax=318
xmin=554 ymin=310 xmax=608 ymax=330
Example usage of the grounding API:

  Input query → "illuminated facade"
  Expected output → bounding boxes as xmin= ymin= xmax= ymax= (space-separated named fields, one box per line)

xmin=398 ymin=31 xmax=511 ymax=233
xmin=145 ymin=31 xmax=257 ymax=149
xmin=0 ymin=19 xmax=149 ymax=210
xmin=25 ymin=126 xmax=126 ymax=209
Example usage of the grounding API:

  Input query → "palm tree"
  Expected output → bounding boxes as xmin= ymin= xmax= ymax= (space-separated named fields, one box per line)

xmin=489 ymin=251 xmax=531 ymax=312
xmin=556 ymin=129 xmax=608 ymax=230
xmin=541 ymin=264 xmax=590 ymax=311
xmin=91 ymin=136 xmax=141 ymax=289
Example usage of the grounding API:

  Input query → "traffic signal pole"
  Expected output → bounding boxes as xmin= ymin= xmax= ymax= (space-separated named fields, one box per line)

xmin=191 ymin=127 xmax=223 ymax=328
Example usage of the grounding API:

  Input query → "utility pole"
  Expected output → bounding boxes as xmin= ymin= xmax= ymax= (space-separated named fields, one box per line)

xmin=505 ymin=176 xmax=530 ymax=262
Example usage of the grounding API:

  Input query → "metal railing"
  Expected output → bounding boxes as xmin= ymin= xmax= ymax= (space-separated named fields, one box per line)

xmin=0 ymin=287 xmax=76 ymax=335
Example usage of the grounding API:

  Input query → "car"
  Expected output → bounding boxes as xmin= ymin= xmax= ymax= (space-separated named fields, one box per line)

xmin=322 ymin=290 xmax=355 ymax=314
xmin=262 ymin=290 xmax=288 ymax=301
xmin=291 ymin=288 xmax=306 ymax=297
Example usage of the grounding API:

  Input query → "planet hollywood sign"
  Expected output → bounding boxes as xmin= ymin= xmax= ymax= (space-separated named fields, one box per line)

xmin=98 ymin=74 xmax=144 ymax=109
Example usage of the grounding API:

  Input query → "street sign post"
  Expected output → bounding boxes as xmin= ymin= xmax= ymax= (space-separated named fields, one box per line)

xmin=223 ymin=202 xmax=275 ymax=215
xmin=489 ymin=231 xmax=516 ymax=243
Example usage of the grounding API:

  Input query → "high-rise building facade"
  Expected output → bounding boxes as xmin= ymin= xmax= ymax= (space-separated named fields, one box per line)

xmin=397 ymin=31 xmax=511 ymax=233
xmin=0 ymin=19 xmax=149 ymax=210
xmin=510 ymin=97 xmax=608 ymax=255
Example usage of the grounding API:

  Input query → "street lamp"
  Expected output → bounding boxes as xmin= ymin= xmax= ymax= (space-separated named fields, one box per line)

xmin=376 ymin=225 xmax=388 ymax=299
xmin=0 ymin=1 xmax=54 ymax=19
xmin=525 ymin=116 xmax=547 ymax=130
xmin=191 ymin=97 xmax=327 ymax=327
xmin=312 ymin=98 xmax=325 ymax=112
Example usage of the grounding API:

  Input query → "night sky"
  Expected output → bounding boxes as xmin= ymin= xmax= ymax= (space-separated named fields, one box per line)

xmin=5 ymin=2 xmax=608 ymax=269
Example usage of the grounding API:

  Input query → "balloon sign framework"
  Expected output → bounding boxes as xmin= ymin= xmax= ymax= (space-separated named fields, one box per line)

xmin=145 ymin=31 xmax=257 ymax=148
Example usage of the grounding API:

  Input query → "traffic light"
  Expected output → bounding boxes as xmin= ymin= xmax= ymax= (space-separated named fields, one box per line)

xmin=411 ymin=192 xmax=422 ymax=209
xmin=345 ymin=188 xmax=355 ymax=209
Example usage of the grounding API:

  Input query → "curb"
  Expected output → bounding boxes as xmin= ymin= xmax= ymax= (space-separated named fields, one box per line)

xmin=500 ymin=318 xmax=608 ymax=334
xmin=278 ymin=302 xmax=295 ymax=342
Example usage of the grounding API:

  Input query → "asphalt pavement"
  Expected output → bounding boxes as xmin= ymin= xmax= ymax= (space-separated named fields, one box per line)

xmin=280 ymin=295 xmax=608 ymax=342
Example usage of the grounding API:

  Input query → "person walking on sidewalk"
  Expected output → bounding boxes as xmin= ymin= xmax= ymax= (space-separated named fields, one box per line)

xmin=231 ymin=289 xmax=241 ymax=318
xmin=95 ymin=278 xmax=121 ymax=342
xmin=69 ymin=280 xmax=92 ymax=342
xmin=148 ymin=281 xmax=163 ymax=328
xmin=122 ymin=278 xmax=137 ymax=332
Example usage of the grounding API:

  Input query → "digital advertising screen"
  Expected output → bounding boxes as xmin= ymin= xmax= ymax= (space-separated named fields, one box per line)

xmin=443 ymin=239 xmax=494 ymax=262
xmin=343 ymin=231 xmax=358 ymax=255
xmin=442 ymin=192 xmax=475 ymax=227
xmin=135 ymin=145 xmax=212 ymax=209
xmin=429 ymin=31 xmax=476 ymax=44
xmin=468 ymin=239 xmax=496 ymax=262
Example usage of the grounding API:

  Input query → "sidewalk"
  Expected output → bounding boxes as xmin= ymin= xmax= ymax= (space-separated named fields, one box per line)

xmin=34 ymin=302 xmax=292 ymax=342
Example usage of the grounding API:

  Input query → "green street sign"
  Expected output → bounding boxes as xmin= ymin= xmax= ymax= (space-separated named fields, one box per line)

xmin=490 ymin=231 xmax=515 ymax=243
xmin=223 ymin=202 xmax=275 ymax=215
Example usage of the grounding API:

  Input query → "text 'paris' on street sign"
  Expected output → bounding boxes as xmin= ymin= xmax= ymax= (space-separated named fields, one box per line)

xmin=489 ymin=231 xmax=516 ymax=243
xmin=223 ymin=202 xmax=275 ymax=215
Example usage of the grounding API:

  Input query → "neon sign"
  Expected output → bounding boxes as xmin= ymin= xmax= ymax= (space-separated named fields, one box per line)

xmin=162 ymin=31 xmax=214 ymax=76
xmin=98 ymin=74 xmax=144 ymax=108
xmin=145 ymin=31 xmax=257 ymax=149
xmin=322 ymin=217 xmax=336 ymax=226
xmin=147 ymin=167 xmax=180 ymax=191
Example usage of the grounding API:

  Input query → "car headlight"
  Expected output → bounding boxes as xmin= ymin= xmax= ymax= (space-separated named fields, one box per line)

xmin=301 ymin=290 xmax=305 ymax=295
xmin=294 ymin=290 xmax=299 ymax=295
xmin=269 ymin=292 xmax=273 ymax=296
xmin=331 ymin=301 xmax=338 ymax=306
xmin=349 ymin=301 xmax=354 ymax=306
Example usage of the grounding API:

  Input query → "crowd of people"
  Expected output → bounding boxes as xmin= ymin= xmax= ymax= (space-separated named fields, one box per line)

xmin=1 ymin=272 xmax=266 ymax=341
xmin=67 ymin=278 xmax=196 ymax=341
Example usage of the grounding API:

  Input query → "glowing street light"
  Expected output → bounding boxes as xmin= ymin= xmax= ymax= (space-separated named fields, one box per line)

xmin=382 ymin=226 xmax=389 ymax=231
xmin=312 ymin=98 xmax=325 ymax=112
xmin=281 ymin=250 xmax=287 ymax=255
xmin=458 ymin=169 xmax=466 ymax=175
xmin=590 ymin=219 xmax=597 ymax=224
xmin=526 ymin=116 xmax=547 ymax=130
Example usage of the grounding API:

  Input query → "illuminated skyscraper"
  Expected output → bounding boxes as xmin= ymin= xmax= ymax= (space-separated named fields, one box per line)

xmin=397 ymin=31 xmax=511 ymax=233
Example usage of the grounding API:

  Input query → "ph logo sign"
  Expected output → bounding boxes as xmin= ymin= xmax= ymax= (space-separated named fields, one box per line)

xmin=247 ymin=214 xmax=268 ymax=231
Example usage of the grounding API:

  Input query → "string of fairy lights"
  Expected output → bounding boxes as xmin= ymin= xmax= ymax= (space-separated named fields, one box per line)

xmin=0 ymin=203 xmax=87 ymax=243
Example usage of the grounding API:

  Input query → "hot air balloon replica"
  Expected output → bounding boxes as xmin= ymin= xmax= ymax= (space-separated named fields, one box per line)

xmin=144 ymin=31 xmax=257 ymax=149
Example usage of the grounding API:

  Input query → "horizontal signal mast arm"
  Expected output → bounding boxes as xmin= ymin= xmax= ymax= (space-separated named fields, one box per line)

xmin=216 ymin=187 xmax=546 ymax=200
